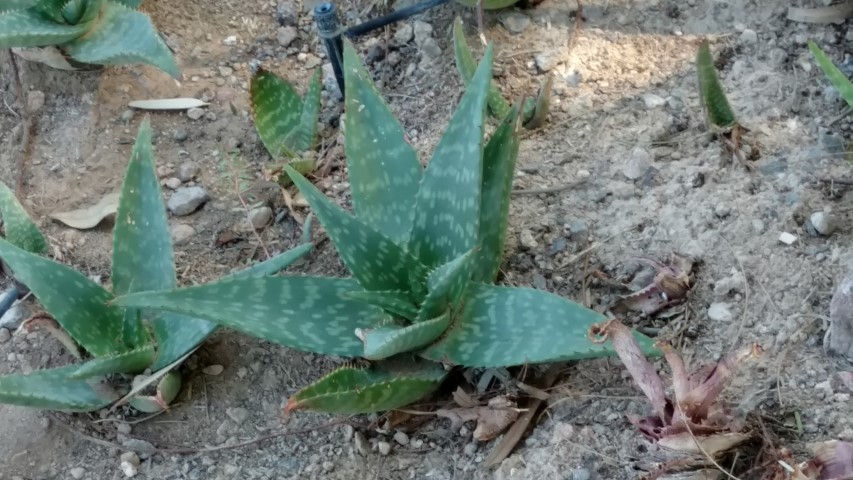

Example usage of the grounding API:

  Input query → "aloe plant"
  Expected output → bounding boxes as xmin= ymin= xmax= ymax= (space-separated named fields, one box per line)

xmin=696 ymin=41 xmax=737 ymax=130
xmin=112 ymin=40 xmax=657 ymax=415
xmin=250 ymin=68 xmax=322 ymax=182
xmin=0 ymin=118 xmax=313 ymax=412
xmin=808 ymin=40 xmax=853 ymax=110
xmin=0 ymin=0 xmax=178 ymax=78
xmin=452 ymin=17 xmax=551 ymax=129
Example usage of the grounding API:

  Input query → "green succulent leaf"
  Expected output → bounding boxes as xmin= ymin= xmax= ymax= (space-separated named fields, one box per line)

xmin=113 ymin=276 xmax=391 ymax=357
xmin=227 ymin=242 xmax=313 ymax=280
xmin=360 ymin=312 xmax=450 ymax=360
xmin=113 ymin=0 xmax=142 ymax=8
xmin=522 ymin=75 xmax=553 ymax=129
xmin=471 ymin=104 xmax=520 ymax=283
xmin=344 ymin=290 xmax=418 ymax=320
xmin=129 ymin=370 xmax=181 ymax=413
xmin=809 ymin=40 xmax=853 ymax=110
xmin=33 ymin=0 xmax=70 ymax=23
xmin=112 ymin=117 xmax=174 ymax=348
xmin=408 ymin=45 xmax=492 ymax=268
xmin=0 ymin=364 xmax=118 ymax=411
xmin=63 ymin=1 xmax=178 ymax=78
xmin=60 ymin=0 xmax=87 ymax=24
xmin=286 ymin=165 xmax=424 ymax=292
xmin=0 ymin=237 xmax=126 ymax=356
xmin=417 ymin=249 xmax=475 ymax=321
xmin=421 ymin=284 xmax=656 ymax=367
xmin=285 ymin=360 xmax=447 ymax=414
xmin=0 ymin=1 xmax=37 ymax=10
xmin=251 ymin=68 xmax=308 ymax=158
xmin=71 ymin=344 xmax=155 ymax=379
xmin=696 ymin=41 xmax=736 ymax=129
xmin=342 ymin=40 xmax=422 ymax=244
xmin=452 ymin=17 xmax=511 ymax=121
xmin=0 ymin=9 xmax=88 ymax=48
xmin=0 ymin=181 xmax=47 ymax=255
xmin=297 ymin=69 xmax=322 ymax=151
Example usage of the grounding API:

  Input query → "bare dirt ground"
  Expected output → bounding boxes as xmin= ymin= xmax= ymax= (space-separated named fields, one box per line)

xmin=1 ymin=0 xmax=853 ymax=478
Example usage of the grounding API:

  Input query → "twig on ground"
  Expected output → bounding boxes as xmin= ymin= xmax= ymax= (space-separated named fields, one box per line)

xmin=8 ymin=51 xmax=31 ymax=198
xmin=511 ymin=182 xmax=581 ymax=195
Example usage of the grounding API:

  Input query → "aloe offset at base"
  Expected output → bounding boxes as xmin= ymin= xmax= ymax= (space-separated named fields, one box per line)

xmin=0 ymin=0 xmax=178 ymax=77
xmin=114 ymin=40 xmax=656 ymax=414
xmin=0 ymin=118 xmax=313 ymax=412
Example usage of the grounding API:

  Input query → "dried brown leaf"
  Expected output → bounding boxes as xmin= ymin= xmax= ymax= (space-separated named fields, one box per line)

xmin=436 ymin=396 xmax=519 ymax=441
xmin=452 ymin=387 xmax=479 ymax=408
xmin=590 ymin=319 xmax=669 ymax=422
xmin=678 ymin=344 xmax=763 ymax=422
xmin=49 ymin=192 xmax=120 ymax=230
xmin=657 ymin=430 xmax=751 ymax=457
xmin=615 ymin=253 xmax=695 ymax=315
xmin=809 ymin=441 xmax=853 ymax=480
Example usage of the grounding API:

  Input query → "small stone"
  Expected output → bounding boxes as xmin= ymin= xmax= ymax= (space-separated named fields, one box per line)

xmin=173 ymin=128 xmax=188 ymax=142
xmin=420 ymin=38 xmax=442 ymax=61
xmin=410 ymin=438 xmax=424 ymax=448
xmin=223 ymin=35 xmax=237 ymax=46
xmin=413 ymin=20 xmax=433 ymax=45
xmin=572 ymin=468 xmax=591 ymax=480
xmin=377 ymin=441 xmax=392 ymax=455
xmin=178 ymin=162 xmax=199 ymax=182
xmin=218 ymin=66 xmax=234 ymax=77
xmin=714 ymin=203 xmax=732 ymax=219
xmin=642 ymin=93 xmax=666 ymax=109
xmin=519 ymin=229 xmax=538 ymax=249
xmin=738 ymin=29 xmax=757 ymax=44
xmin=342 ymin=424 xmax=354 ymax=442
xmin=809 ymin=211 xmax=837 ymax=236
xmin=241 ymin=206 xmax=273 ymax=231
xmin=393 ymin=23 xmax=414 ymax=46
xmin=393 ymin=431 xmax=409 ymax=445
xmin=752 ymin=219 xmax=766 ymax=233
xmin=120 ymin=110 xmax=135 ymax=123
xmin=164 ymin=177 xmax=182 ymax=190
xmin=708 ymin=302 xmax=733 ymax=322
xmin=116 ymin=423 xmax=132 ymax=435
xmin=168 ymin=186 xmax=209 ymax=216
xmin=354 ymin=431 xmax=369 ymax=456
xmin=120 ymin=452 xmax=140 ymax=466
xmin=27 ymin=90 xmax=45 ymax=114
xmin=276 ymin=1 xmax=298 ymax=26
xmin=778 ymin=232 xmax=797 ymax=245
xmin=119 ymin=439 xmax=155 ymax=457
xmin=322 ymin=461 xmax=334 ymax=472
xmin=170 ymin=224 xmax=195 ymax=246
xmin=500 ymin=12 xmax=530 ymax=34
xmin=534 ymin=52 xmax=555 ymax=72
xmin=623 ymin=147 xmax=651 ymax=180
xmin=226 ymin=407 xmax=250 ymax=424
xmin=277 ymin=26 xmax=298 ymax=47
xmin=120 ymin=461 xmax=138 ymax=478
xmin=203 ymin=364 xmax=224 ymax=376
xmin=187 ymin=107 xmax=206 ymax=120
xmin=70 ymin=467 xmax=85 ymax=479
xmin=463 ymin=442 xmax=478 ymax=456
xmin=0 ymin=327 xmax=10 ymax=343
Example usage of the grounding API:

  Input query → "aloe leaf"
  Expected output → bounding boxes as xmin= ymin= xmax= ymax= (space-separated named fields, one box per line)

xmin=0 ymin=1 xmax=37 ymax=10
xmin=113 ymin=276 xmax=391 ymax=357
xmin=523 ymin=75 xmax=552 ymax=129
xmin=452 ymin=17 xmax=510 ymax=121
xmin=0 ymin=182 xmax=47 ymax=255
xmin=342 ymin=40 xmax=422 ymax=244
xmin=0 ymin=9 xmax=88 ymax=48
xmin=345 ymin=290 xmax=418 ymax=320
xmin=251 ymin=68 xmax=305 ymax=158
xmin=408 ymin=45 xmax=492 ymax=268
xmin=421 ymin=284 xmax=657 ymax=367
xmin=295 ymin=69 xmax=322 ymax=152
xmin=471 ymin=104 xmax=520 ymax=283
xmin=286 ymin=165 xmax=424 ymax=292
xmin=360 ymin=312 xmax=450 ymax=359
xmin=0 ymin=238 xmax=126 ymax=356
xmin=71 ymin=344 xmax=155 ymax=379
xmin=809 ymin=41 xmax=853 ymax=110
xmin=227 ymin=242 xmax=313 ymax=280
xmin=112 ymin=118 xmax=173 ymax=348
xmin=417 ymin=249 xmax=475 ymax=321
xmin=63 ymin=1 xmax=178 ymax=78
xmin=285 ymin=360 xmax=447 ymax=414
xmin=0 ymin=364 xmax=118 ymax=411
xmin=33 ymin=0 xmax=68 ymax=22
xmin=112 ymin=0 xmax=142 ymax=8
xmin=696 ymin=42 xmax=736 ymax=129
xmin=129 ymin=370 xmax=181 ymax=413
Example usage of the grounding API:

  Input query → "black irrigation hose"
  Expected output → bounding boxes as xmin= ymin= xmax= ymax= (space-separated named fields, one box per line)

xmin=313 ymin=0 xmax=451 ymax=99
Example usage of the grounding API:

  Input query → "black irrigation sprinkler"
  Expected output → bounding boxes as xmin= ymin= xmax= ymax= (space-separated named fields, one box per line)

xmin=313 ymin=0 xmax=451 ymax=99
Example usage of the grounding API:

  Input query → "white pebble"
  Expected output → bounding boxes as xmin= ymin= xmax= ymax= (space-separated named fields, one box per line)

xmin=377 ymin=441 xmax=392 ymax=455
xmin=778 ymin=232 xmax=797 ymax=245
xmin=120 ymin=461 xmax=138 ymax=478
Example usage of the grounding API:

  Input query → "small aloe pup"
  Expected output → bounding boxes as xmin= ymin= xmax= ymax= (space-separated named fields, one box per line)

xmin=0 ymin=0 xmax=178 ymax=78
xmin=0 ymin=118 xmax=313 ymax=412
xmin=113 ymin=41 xmax=657 ymax=414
